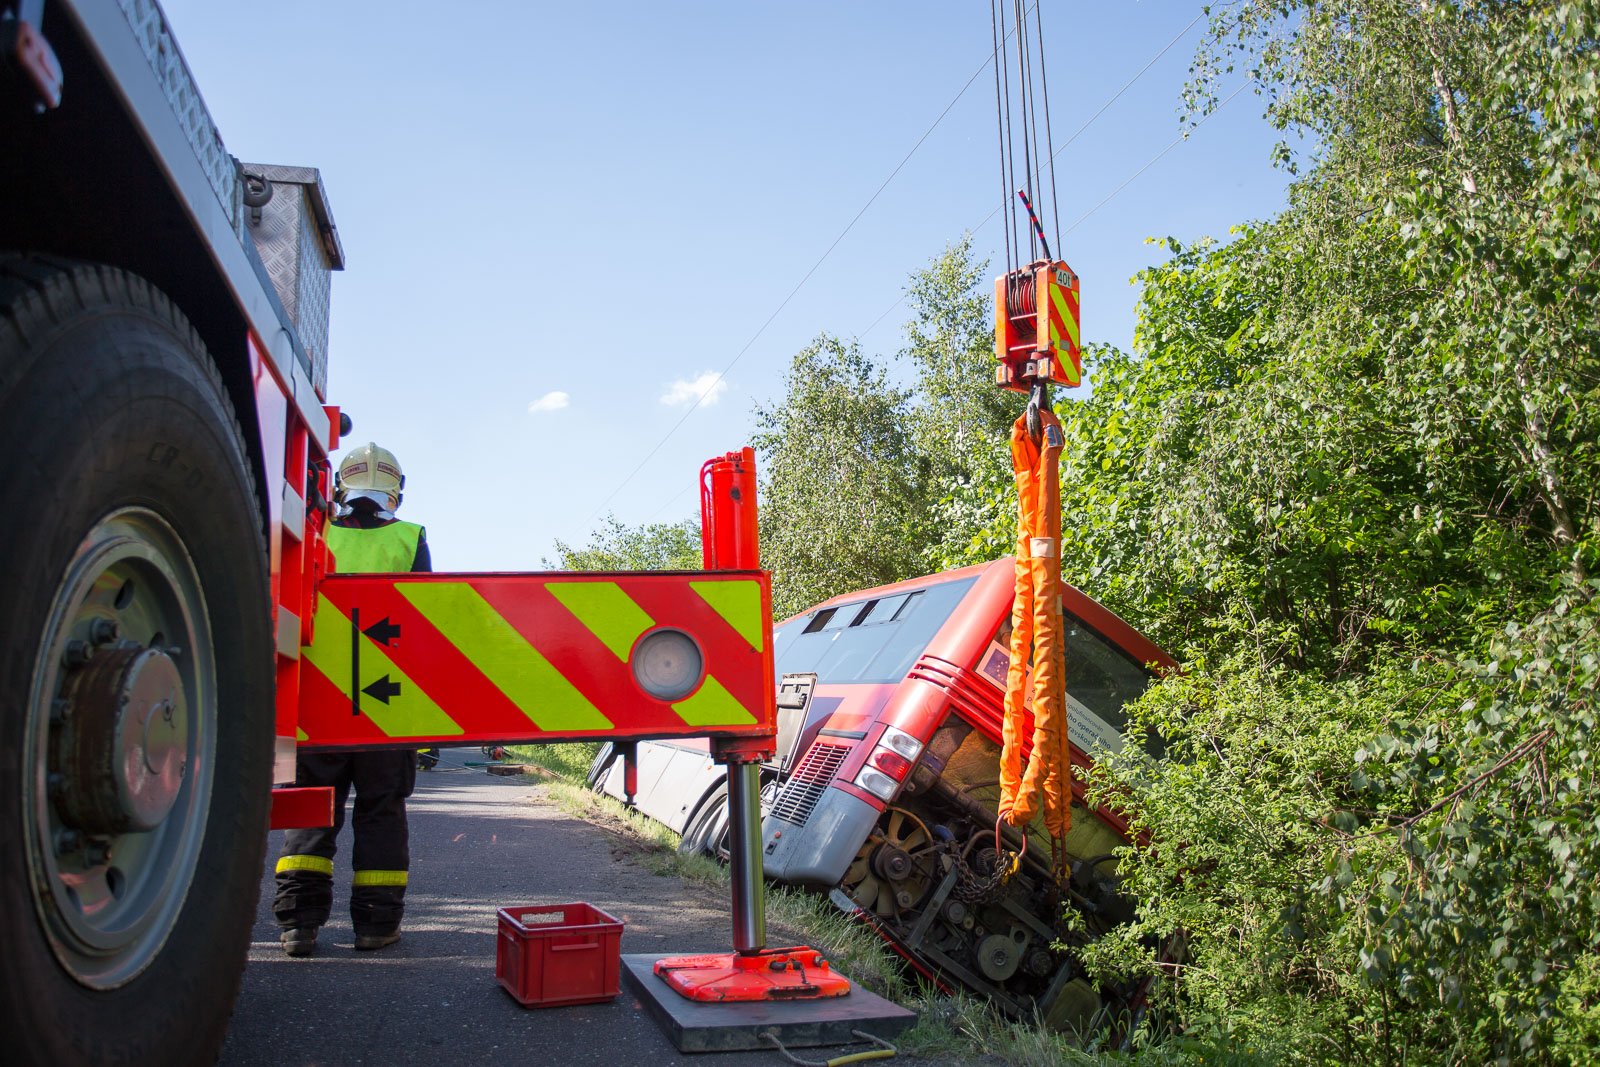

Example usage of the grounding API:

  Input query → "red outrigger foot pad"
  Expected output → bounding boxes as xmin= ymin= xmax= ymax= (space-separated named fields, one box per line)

xmin=654 ymin=947 xmax=851 ymax=1002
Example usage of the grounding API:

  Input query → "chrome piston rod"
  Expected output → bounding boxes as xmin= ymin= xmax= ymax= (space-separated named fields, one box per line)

xmin=726 ymin=760 xmax=766 ymax=955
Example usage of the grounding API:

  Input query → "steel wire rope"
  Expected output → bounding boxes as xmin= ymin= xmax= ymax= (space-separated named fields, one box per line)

xmin=1017 ymin=7 xmax=1203 ymax=255
xmin=860 ymin=72 xmax=1239 ymax=343
xmin=580 ymin=16 xmax=1036 ymax=533
xmin=991 ymin=0 xmax=1014 ymax=285
xmin=1016 ymin=0 xmax=1046 ymax=261
xmin=635 ymin=8 xmax=1207 ymax=527
xmin=1011 ymin=0 xmax=1036 ymax=260
xmin=997 ymin=0 xmax=1019 ymax=274
xmin=1033 ymin=0 xmax=1062 ymax=254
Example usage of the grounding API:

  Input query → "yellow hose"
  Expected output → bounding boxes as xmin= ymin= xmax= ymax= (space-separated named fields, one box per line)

xmin=760 ymin=1028 xmax=897 ymax=1066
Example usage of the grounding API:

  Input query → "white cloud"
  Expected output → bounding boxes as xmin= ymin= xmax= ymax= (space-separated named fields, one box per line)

xmin=528 ymin=391 xmax=569 ymax=413
xmin=660 ymin=371 xmax=728 ymax=408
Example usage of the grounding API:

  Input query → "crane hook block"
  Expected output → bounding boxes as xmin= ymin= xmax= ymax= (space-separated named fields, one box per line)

xmin=994 ymin=260 xmax=1081 ymax=392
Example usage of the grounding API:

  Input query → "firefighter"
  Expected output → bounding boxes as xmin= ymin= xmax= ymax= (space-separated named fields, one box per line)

xmin=274 ymin=443 xmax=431 ymax=956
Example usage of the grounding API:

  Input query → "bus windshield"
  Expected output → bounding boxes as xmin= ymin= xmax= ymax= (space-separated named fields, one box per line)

xmin=770 ymin=576 xmax=978 ymax=685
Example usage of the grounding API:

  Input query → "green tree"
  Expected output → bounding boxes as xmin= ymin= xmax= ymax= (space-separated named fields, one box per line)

xmin=753 ymin=239 xmax=1027 ymax=618
xmin=544 ymin=514 xmax=700 ymax=571
xmin=1055 ymin=2 xmax=1600 ymax=1063
xmin=899 ymin=235 xmax=1016 ymax=479
xmin=753 ymin=334 xmax=934 ymax=618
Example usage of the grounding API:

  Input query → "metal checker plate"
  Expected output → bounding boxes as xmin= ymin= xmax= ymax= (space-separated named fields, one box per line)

xmin=115 ymin=0 xmax=238 ymax=233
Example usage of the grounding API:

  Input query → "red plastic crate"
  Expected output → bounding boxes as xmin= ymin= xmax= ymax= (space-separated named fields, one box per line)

xmin=495 ymin=902 xmax=623 ymax=1007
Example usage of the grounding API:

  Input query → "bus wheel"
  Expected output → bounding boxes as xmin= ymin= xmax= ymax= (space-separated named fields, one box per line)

xmin=678 ymin=782 xmax=731 ymax=861
xmin=584 ymin=742 xmax=616 ymax=790
xmin=0 ymin=259 xmax=274 ymax=1067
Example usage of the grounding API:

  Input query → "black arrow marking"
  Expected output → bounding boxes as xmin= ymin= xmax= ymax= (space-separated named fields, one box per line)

xmin=362 ymin=616 xmax=401 ymax=646
xmin=351 ymin=607 xmax=361 ymax=716
xmin=362 ymin=675 xmax=402 ymax=704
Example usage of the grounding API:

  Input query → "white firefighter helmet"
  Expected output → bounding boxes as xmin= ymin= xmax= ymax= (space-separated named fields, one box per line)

xmin=336 ymin=442 xmax=405 ymax=511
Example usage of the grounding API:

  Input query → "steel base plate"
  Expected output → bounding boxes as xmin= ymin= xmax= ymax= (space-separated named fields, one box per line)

xmin=623 ymin=953 xmax=917 ymax=1053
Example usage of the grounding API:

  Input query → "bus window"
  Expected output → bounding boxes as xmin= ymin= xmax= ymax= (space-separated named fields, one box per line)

xmin=984 ymin=608 xmax=1159 ymax=757
xmin=856 ymin=592 xmax=910 ymax=626
xmin=1061 ymin=611 xmax=1151 ymax=728
xmin=773 ymin=576 xmax=977 ymax=685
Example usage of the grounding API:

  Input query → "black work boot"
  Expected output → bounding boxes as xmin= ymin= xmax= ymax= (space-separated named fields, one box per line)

xmin=280 ymin=926 xmax=318 ymax=957
xmin=354 ymin=930 xmax=401 ymax=951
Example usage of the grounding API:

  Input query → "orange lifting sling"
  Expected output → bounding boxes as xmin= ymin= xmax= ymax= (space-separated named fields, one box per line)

xmin=997 ymin=405 xmax=1071 ymax=865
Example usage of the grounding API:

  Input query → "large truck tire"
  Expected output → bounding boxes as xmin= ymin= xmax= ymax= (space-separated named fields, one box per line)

xmin=0 ymin=257 xmax=274 ymax=1066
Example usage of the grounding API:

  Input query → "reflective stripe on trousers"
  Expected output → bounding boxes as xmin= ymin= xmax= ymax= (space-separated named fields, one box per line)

xmin=277 ymin=854 xmax=334 ymax=876
xmin=352 ymin=870 xmax=408 ymax=886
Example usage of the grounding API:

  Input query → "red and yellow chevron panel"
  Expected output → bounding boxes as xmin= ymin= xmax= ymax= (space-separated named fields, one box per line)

xmin=1044 ymin=263 xmax=1082 ymax=386
xmin=993 ymin=259 xmax=1082 ymax=391
xmin=297 ymin=570 xmax=776 ymax=749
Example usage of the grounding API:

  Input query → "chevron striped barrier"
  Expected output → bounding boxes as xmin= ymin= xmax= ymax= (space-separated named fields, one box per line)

xmin=296 ymin=569 xmax=775 ymax=749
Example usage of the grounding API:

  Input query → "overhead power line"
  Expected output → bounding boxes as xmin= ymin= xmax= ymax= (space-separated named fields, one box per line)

xmin=584 ymin=9 xmax=1211 ymax=535
xmin=859 ymin=75 xmax=1246 ymax=345
xmin=577 ymin=21 xmax=1020 ymax=532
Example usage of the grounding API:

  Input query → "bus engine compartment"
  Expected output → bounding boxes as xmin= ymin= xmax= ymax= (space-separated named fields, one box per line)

xmin=832 ymin=714 xmax=1143 ymax=1030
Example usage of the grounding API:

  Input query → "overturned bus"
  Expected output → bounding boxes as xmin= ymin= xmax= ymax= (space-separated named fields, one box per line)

xmin=592 ymin=556 xmax=1176 ymax=1028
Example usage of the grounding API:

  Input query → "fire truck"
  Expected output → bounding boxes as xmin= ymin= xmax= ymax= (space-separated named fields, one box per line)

xmin=1 ymin=2 xmax=344 ymax=1062
xmin=3 ymin=4 xmax=788 ymax=1064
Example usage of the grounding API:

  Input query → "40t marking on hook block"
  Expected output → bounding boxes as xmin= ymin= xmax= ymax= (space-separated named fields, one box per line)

xmin=296 ymin=570 xmax=776 ymax=750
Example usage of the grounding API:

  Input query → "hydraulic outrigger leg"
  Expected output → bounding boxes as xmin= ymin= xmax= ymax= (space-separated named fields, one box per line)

xmin=653 ymin=450 xmax=848 ymax=1002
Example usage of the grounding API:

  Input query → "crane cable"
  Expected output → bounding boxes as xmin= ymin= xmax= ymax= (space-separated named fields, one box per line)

xmin=647 ymin=10 xmax=1210 ymax=522
xmin=990 ymin=0 xmax=1071 ymax=876
xmin=580 ymin=10 xmax=1040 ymax=534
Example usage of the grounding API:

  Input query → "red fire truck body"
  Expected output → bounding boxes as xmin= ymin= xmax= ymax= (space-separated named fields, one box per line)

xmin=1 ymin=5 xmax=780 ymax=1064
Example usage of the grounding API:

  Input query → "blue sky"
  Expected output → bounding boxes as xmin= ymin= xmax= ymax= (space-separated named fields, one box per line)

xmin=161 ymin=1 xmax=1291 ymax=572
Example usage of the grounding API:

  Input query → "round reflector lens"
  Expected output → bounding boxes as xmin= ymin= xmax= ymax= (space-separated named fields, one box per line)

xmin=630 ymin=628 xmax=704 ymax=701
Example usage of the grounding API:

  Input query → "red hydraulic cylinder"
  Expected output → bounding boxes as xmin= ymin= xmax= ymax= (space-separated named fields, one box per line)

xmin=701 ymin=448 xmax=759 ymax=571
xmin=657 ymin=448 xmax=839 ymax=1001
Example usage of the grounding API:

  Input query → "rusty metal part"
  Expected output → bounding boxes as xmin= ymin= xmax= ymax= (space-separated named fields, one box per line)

xmin=54 ymin=646 xmax=186 ymax=834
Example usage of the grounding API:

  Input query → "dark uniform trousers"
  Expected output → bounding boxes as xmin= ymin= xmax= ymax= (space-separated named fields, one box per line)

xmin=272 ymin=750 xmax=417 ymax=936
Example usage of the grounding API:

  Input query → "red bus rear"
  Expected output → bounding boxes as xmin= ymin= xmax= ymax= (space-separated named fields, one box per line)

xmin=759 ymin=558 xmax=1176 ymax=1027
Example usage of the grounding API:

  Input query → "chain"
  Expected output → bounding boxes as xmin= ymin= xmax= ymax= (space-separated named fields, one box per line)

xmin=951 ymin=846 xmax=1020 ymax=904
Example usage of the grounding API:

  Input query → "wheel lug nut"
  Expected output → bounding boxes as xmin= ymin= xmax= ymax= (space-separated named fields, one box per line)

xmin=49 ymin=698 xmax=69 ymax=723
xmin=89 ymin=617 xmax=120 ymax=645
xmin=84 ymin=840 xmax=111 ymax=866
xmin=55 ymin=828 xmax=82 ymax=854
xmin=63 ymin=639 xmax=94 ymax=667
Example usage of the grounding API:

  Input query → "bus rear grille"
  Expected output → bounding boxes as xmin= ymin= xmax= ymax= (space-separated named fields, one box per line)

xmin=770 ymin=742 xmax=850 ymax=827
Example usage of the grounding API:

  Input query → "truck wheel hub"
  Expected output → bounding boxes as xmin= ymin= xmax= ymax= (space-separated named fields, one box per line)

xmin=57 ymin=646 xmax=186 ymax=833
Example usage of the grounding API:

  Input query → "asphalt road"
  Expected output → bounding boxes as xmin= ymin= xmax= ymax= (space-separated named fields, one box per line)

xmin=218 ymin=756 xmax=932 ymax=1067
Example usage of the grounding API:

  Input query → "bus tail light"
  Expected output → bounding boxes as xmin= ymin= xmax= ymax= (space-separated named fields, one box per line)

xmin=853 ymin=767 xmax=899 ymax=801
xmin=869 ymin=748 xmax=912 ymax=781
xmin=878 ymin=725 xmax=924 ymax=762
xmin=853 ymin=726 xmax=924 ymax=801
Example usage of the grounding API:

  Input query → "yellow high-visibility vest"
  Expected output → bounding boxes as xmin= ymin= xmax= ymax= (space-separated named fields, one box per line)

xmin=327 ymin=521 xmax=424 ymax=574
